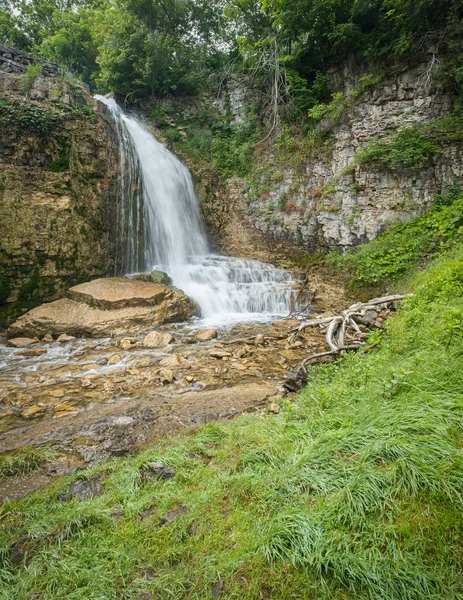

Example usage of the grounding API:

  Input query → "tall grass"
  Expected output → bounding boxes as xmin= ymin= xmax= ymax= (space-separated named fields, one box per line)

xmin=1 ymin=247 xmax=462 ymax=599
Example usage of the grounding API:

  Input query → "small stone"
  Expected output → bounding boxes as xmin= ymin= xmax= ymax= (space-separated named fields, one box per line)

xmin=195 ymin=329 xmax=218 ymax=341
xmin=38 ymin=376 xmax=46 ymax=383
xmin=42 ymin=334 xmax=54 ymax=343
xmin=49 ymin=389 xmax=65 ymax=398
xmin=135 ymin=594 xmax=153 ymax=600
xmin=107 ymin=354 xmax=122 ymax=365
xmin=209 ymin=350 xmax=232 ymax=359
xmin=143 ymin=331 xmax=174 ymax=348
xmin=184 ymin=336 xmax=197 ymax=344
xmin=279 ymin=349 xmax=300 ymax=361
xmin=7 ymin=337 xmax=38 ymax=348
xmin=119 ymin=338 xmax=136 ymax=350
xmin=159 ymin=353 xmax=181 ymax=367
xmin=158 ymin=368 xmax=174 ymax=384
xmin=58 ymin=476 xmax=104 ymax=502
xmin=57 ymin=334 xmax=76 ymax=343
xmin=21 ymin=405 xmax=45 ymax=418
xmin=268 ymin=403 xmax=280 ymax=414
xmin=254 ymin=334 xmax=265 ymax=346
xmin=142 ymin=462 xmax=176 ymax=481
xmin=81 ymin=379 xmax=94 ymax=388
xmin=160 ymin=506 xmax=188 ymax=525
xmin=16 ymin=348 xmax=47 ymax=357
xmin=212 ymin=580 xmax=225 ymax=597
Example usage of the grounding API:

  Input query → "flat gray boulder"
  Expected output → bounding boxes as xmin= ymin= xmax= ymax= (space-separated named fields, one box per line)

xmin=8 ymin=277 xmax=199 ymax=338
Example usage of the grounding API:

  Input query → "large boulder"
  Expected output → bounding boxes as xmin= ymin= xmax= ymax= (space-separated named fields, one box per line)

xmin=7 ymin=278 xmax=199 ymax=338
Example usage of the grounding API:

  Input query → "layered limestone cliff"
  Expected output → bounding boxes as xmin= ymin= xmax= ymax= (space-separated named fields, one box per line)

xmin=226 ymin=60 xmax=463 ymax=253
xmin=0 ymin=46 xmax=118 ymax=326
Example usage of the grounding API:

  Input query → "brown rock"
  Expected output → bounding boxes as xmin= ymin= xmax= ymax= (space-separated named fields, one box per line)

xmin=107 ymin=354 xmax=123 ymax=365
xmin=209 ymin=350 xmax=232 ymax=359
xmin=7 ymin=337 xmax=38 ymax=348
xmin=49 ymin=389 xmax=66 ymax=398
xmin=15 ymin=348 xmax=47 ymax=357
xmin=67 ymin=277 xmax=167 ymax=310
xmin=41 ymin=334 xmax=54 ymax=343
xmin=195 ymin=329 xmax=218 ymax=341
xmin=143 ymin=331 xmax=174 ymax=348
xmin=158 ymin=369 xmax=175 ymax=384
xmin=21 ymin=405 xmax=45 ymax=418
xmin=57 ymin=334 xmax=75 ymax=343
xmin=118 ymin=338 xmax=136 ymax=350
xmin=159 ymin=354 xmax=181 ymax=367
xmin=8 ymin=284 xmax=198 ymax=339
xmin=254 ymin=334 xmax=265 ymax=346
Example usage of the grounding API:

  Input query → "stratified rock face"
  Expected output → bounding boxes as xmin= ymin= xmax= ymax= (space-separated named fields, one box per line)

xmin=7 ymin=278 xmax=199 ymax=338
xmin=0 ymin=45 xmax=118 ymax=327
xmin=213 ymin=62 xmax=463 ymax=254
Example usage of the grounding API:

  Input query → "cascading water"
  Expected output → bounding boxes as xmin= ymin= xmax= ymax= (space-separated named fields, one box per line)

xmin=96 ymin=95 xmax=305 ymax=326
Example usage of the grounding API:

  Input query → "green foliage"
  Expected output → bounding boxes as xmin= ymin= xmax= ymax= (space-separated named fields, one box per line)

xmin=20 ymin=61 xmax=43 ymax=97
xmin=0 ymin=447 xmax=58 ymax=477
xmin=329 ymin=194 xmax=463 ymax=286
xmin=48 ymin=151 xmax=70 ymax=172
xmin=0 ymin=95 xmax=62 ymax=135
xmin=355 ymin=127 xmax=437 ymax=170
xmin=1 ymin=241 xmax=463 ymax=598
xmin=167 ymin=105 xmax=258 ymax=180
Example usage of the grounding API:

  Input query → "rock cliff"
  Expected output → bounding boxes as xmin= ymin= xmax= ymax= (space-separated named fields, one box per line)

xmin=0 ymin=45 xmax=118 ymax=327
xmin=229 ymin=61 xmax=463 ymax=252
xmin=180 ymin=60 xmax=463 ymax=257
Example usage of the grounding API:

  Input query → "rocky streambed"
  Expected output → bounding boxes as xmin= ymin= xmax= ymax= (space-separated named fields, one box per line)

xmin=0 ymin=270 xmax=353 ymax=502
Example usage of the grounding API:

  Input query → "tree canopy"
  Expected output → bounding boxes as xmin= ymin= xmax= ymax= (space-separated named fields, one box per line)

xmin=2 ymin=0 xmax=462 ymax=103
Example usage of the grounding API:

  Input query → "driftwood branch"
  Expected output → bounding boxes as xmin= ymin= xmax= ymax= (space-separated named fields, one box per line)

xmin=289 ymin=294 xmax=413 ymax=364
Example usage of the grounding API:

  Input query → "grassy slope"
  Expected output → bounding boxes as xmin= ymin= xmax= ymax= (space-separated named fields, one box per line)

xmin=1 ymin=211 xmax=463 ymax=599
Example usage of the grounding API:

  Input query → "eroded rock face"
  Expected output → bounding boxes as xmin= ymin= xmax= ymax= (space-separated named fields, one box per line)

xmin=7 ymin=278 xmax=199 ymax=338
xmin=0 ymin=45 xmax=118 ymax=328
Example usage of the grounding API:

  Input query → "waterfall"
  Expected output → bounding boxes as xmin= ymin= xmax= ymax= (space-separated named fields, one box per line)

xmin=95 ymin=95 xmax=305 ymax=326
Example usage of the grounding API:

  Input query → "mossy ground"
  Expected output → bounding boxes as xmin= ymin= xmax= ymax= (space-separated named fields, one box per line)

xmin=1 ymin=210 xmax=463 ymax=599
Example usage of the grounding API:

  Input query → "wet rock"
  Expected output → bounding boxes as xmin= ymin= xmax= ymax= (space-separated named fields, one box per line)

xmin=254 ymin=334 xmax=265 ymax=346
xmin=119 ymin=338 xmax=137 ymax=350
xmin=142 ymin=462 xmax=176 ymax=481
xmin=159 ymin=354 xmax=181 ymax=367
xmin=282 ymin=366 xmax=309 ymax=393
xmin=58 ymin=476 xmax=104 ymax=502
xmin=150 ymin=270 xmax=172 ymax=286
xmin=107 ymin=353 xmax=123 ymax=365
xmin=41 ymin=334 xmax=54 ymax=343
xmin=21 ymin=405 xmax=45 ymax=418
xmin=16 ymin=348 xmax=47 ymax=357
xmin=7 ymin=337 xmax=38 ymax=348
xmin=143 ymin=331 xmax=174 ymax=348
xmin=184 ymin=336 xmax=197 ymax=344
xmin=8 ymin=279 xmax=199 ymax=339
xmin=279 ymin=349 xmax=300 ymax=361
xmin=195 ymin=329 xmax=218 ymax=341
xmin=158 ymin=369 xmax=174 ymax=384
xmin=57 ymin=334 xmax=75 ymax=343
xmin=160 ymin=506 xmax=188 ymax=525
xmin=209 ymin=350 xmax=232 ymax=359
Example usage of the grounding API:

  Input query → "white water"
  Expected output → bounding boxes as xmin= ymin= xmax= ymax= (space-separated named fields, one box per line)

xmin=95 ymin=95 xmax=304 ymax=326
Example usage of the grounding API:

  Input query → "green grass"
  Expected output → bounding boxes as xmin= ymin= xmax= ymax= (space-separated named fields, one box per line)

xmin=328 ymin=194 xmax=463 ymax=287
xmin=1 ymin=245 xmax=463 ymax=599
xmin=0 ymin=447 xmax=59 ymax=478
